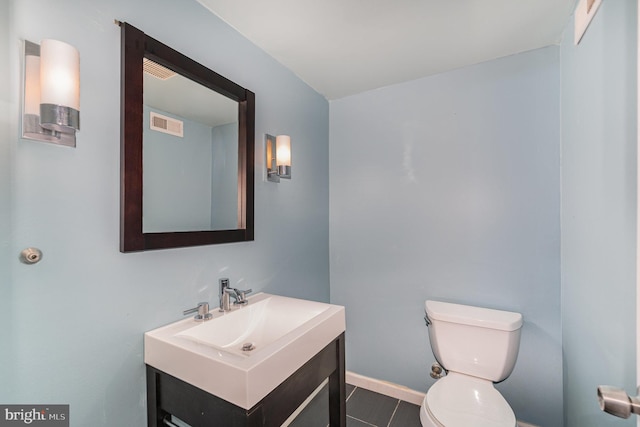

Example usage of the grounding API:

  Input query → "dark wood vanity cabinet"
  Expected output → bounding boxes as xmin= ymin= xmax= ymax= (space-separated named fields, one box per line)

xmin=146 ymin=333 xmax=346 ymax=427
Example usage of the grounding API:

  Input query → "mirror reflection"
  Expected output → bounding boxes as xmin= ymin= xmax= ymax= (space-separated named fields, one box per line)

xmin=142 ymin=59 xmax=239 ymax=233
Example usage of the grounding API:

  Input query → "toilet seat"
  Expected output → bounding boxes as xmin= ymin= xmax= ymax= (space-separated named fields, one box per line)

xmin=423 ymin=372 xmax=517 ymax=427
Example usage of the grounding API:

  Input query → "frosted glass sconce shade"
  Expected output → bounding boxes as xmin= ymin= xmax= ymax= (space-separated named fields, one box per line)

xmin=275 ymin=135 xmax=291 ymax=178
xmin=22 ymin=39 xmax=80 ymax=147
xmin=266 ymin=134 xmax=292 ymax=182
xmin=40 ymin=39 xmax=80 ymax=132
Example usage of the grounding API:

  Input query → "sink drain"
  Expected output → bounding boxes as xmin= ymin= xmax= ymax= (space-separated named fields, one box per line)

xmin=242 ymin=342 xmax=255 ymax=352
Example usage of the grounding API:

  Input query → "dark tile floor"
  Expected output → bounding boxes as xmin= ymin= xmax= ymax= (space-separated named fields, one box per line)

xmin=289 ymin=383 xmax=422 ymax=427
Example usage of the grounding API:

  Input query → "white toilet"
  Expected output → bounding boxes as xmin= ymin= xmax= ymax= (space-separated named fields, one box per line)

xmin=420 ymin=300 xmax=523 ymax=427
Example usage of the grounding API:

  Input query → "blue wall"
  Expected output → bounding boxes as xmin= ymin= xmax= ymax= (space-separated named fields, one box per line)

xmin=329 ymin=46 xmax=562 ymax=426
xmin=560 ymin=1 xmax=637 ymax=426
xmin=2 ymin=1 xmax=329 ymax=426
xmin=0 ymin=0 xmax=13 ymax=401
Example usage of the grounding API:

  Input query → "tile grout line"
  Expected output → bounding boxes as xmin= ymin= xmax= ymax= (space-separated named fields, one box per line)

xmin=385 ymin=399 xmax=401 ymax=427
xmin=346 ymin=385 xmax=357 ymax=401
xmin=347 ymin=415 xmax=378 ymax=427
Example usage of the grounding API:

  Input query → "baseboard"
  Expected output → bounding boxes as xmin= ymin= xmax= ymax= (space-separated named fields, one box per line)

xmin=346 ymin=371 xmax=539 ymax=427
xmin=346 ymin=371 xmax=425 ymax=406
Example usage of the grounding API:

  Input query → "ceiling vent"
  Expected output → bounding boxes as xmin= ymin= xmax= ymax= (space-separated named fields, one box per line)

xmin=143 ymin=58 xmax=177 ymax=80
xmin=150 ymin=111 xmax=183 ymax=137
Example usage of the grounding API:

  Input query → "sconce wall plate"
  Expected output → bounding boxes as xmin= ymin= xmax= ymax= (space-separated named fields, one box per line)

xmin=22 ymin=39 xmax=80 ymax=147
xmin=265 ymin=134 xmax=291 ymax=183
xmin=266 ymin=134 xmax=279 ymax=182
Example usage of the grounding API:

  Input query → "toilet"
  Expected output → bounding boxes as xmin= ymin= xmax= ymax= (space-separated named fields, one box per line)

xmin=420 ymin=300 xmax=523 ymax=427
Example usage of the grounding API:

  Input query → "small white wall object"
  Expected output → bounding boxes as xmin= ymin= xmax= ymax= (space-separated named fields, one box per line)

xmin=574 ymin=0 xmax=603 ymax=45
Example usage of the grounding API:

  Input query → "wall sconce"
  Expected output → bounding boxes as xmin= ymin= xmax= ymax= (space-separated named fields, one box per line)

xmin=22 ymin=39 xmax=80 ymax=147
xmin=266 ymin=134 xmax=291 ymax=182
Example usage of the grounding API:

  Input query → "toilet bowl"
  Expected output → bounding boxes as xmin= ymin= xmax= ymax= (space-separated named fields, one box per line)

xmin=420 ymin=373 xmax=517 ymax=427
xmin=421 ymin=300 xmax=523 ymax=427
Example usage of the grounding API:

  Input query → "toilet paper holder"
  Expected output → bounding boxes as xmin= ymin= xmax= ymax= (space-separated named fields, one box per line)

xmin=597 ymin=385 xmax=640 ymax=419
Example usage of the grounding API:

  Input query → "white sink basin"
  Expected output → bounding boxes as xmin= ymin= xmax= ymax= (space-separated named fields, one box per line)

xmin=144 ymin=293 xmax=345 ymax=409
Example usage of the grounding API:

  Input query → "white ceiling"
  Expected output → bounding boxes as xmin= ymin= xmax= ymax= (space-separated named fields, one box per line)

xmin=196 ymin=0 xmax=576 ymax=100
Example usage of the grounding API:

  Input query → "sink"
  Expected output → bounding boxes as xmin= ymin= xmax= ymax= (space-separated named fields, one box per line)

xmin=176 ymin=294 xmax=334 ymax=356
xmin=144 ymin=293 xmax=345 ymax=409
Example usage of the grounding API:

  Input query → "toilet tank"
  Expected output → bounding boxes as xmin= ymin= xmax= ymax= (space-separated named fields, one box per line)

xmin=425 ymin=300 xmax=523 ymax=382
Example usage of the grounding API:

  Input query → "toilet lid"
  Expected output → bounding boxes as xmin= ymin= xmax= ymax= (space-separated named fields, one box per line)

xmin=426 ymin=373 xmax=516 ymax=427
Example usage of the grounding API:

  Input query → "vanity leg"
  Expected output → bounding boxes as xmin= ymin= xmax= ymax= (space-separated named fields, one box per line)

xmin=328 ymin=333 xmax=346 ymax=427
xmin=146 ymin=365 xmax=169 ymax=427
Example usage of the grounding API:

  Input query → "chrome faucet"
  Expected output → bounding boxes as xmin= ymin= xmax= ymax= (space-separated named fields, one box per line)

xmin=219 ymin=278 xmax=231 ymax=311
xmin=219 ymin=277 xmax=252 ymax=312
xmin=183 ymin=302 xmax=213 ymax=322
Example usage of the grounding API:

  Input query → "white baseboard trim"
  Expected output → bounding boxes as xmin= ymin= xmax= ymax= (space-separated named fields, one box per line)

xmin=346 ymin=371 xmax=539 ymax=427
xmin=346 ymin=371 xmax=426 ymax=406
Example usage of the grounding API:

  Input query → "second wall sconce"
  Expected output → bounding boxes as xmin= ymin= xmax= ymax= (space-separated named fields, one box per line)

xmin=266 ymin=134 xmax=291 ymax=183
xmin=22 ymin=39 xmax=80 ymax=147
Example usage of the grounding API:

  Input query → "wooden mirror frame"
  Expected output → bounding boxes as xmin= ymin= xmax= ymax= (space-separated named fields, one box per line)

xmin=120 ymin=22 xmax=254 ymax=252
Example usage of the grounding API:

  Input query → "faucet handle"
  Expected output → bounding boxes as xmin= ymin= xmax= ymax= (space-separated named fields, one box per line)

xmin=235 ymin=288 xmax=252 ymax=305
xmin=183 ymin=302 xmax=213 ymax=321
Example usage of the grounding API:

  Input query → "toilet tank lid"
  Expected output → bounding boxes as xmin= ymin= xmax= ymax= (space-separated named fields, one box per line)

xmin=425 ymin=300 xmax=523 ymax=331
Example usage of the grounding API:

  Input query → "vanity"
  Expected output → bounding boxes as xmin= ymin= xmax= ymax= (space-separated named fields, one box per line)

xmin=144 ymin=293 xmax=346 ymax=427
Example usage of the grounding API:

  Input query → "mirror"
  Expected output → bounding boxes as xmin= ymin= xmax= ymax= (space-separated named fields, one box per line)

xmin=120 ymin=22 xmax=254 ymax=252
